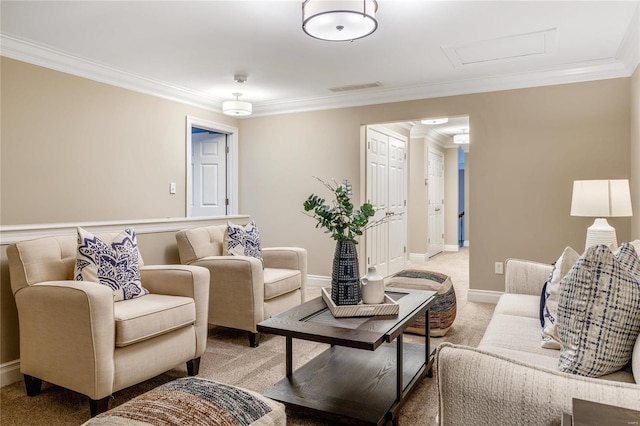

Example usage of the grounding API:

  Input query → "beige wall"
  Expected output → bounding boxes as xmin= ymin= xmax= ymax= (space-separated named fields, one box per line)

xmin=1 ymin=57 xmax=635 ymax=368
xmin=0 ymin=57 xmax=238 ymax=224
xmin=240 ymin=79 xmax=631 ymax=287
xmin=408 ymin=137 xmax=427 ymax=254
xmin=631 ymin=65 xmax=640 ymax=239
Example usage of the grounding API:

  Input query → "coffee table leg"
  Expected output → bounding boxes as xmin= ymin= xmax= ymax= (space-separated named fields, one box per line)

xmin=425 ymin=308 xmax=432 ymax=377
xmin=286 ymin=336 xmax=293 ymax=380
xmin=396 ymin=333 xmax=404 ymax=402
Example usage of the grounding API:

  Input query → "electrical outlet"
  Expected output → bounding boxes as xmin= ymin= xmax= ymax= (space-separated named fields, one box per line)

xmin=495 ymin=261 xmax=504 ymax=275
xmin=169 ymin=182 xmax=176 ymax=194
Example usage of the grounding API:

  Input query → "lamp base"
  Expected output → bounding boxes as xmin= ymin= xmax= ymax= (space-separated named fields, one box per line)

xmin=585 ymin=218 xmax=617 ymax=250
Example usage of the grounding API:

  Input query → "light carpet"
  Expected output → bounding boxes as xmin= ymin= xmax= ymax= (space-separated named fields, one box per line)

xmin=0 ymin=248 xmax=495 ymax=425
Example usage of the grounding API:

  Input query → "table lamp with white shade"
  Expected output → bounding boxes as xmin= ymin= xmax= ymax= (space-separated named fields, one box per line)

xmin=570 ymin=179 xmax=633 ymax=250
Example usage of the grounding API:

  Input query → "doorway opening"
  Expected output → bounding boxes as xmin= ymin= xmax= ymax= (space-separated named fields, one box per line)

xmin=185 ymin=116 xmax=238 ymax=217
xmin=458 ymin=147 xmax=466 ymax=247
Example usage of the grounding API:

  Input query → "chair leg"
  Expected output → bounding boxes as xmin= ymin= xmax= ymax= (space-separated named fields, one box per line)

xmin=187 ymin=357 xmax=201 ymax=376
xmin=89 ymin=396 xmax=110 ymax=417
xmin=24 ymin=374 xmax=42 ymax=397
xmin=249 ymin=332 xmax=260 ymax=348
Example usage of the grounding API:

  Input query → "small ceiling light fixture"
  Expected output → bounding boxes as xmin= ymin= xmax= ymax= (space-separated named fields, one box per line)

xmin=421 ymin=118 xmax=449 ymax=125
xmin=453 ymin=129 xmax=470 ymax=144
xmin=222 ymin=92 xmax=252 ymax=116
xmin=302 ymin=0 xmax=378 ymax=42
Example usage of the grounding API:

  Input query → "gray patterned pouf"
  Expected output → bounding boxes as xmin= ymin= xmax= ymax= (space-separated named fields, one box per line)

xmin=84 ymin=377 xmax=285 ymax=425
xmin=386 ymin=269 xmax=457 ymax=336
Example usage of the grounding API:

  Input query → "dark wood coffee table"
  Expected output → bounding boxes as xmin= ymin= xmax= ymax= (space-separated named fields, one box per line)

xmin=257 ymin=289 xmax=436 ymax=425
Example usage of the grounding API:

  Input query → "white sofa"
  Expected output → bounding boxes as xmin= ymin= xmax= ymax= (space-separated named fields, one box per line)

xmin=436 ymin=258 xmax=640 ymax=425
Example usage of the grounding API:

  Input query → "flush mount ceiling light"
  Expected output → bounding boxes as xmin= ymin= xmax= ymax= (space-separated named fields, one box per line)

xmin=302 ymin=0 xmax=378 ymax=42
xmin=222 ymin=92 xmax=252 ymax=116
xmin=421 ymin=118 xmax=449 ymax=125
xmin=453 ymin=129 xmax=470 ymax=144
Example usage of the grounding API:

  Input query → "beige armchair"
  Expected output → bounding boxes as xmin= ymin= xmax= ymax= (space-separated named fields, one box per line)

xmin=175 ymin=224 xmax=307 ymax=347
xmin=7 ymin=233 xmax=209 ymax=417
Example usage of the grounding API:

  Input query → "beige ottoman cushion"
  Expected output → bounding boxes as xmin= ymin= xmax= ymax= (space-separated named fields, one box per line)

xmin=386 ymin=269 xmax=457 ymax=336
xmin=85 ymin=377 xmax=285 ymax=426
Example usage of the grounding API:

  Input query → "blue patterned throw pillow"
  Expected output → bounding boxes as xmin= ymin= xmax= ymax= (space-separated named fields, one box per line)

xmin=557 ymin=244 xmax=640 ymax=377
xmin=223 ymin=221 xmax=263 ymax=264
xmin=74 ymin=227 xmax=147 ymax=301
xmin=540 ymin=246 xmax=579 ymax=349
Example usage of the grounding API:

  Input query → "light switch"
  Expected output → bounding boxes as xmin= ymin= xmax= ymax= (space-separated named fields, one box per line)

xmin=169 ymin=182 xmax=176 ymax=194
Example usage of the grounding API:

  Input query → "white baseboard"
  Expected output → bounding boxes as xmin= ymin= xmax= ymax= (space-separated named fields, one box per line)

xmin=307 ymin=274 xmax=330 ymax=287
xmin=444 ymin=245 xmax=459 ymax=252
xmin=467 ymin=289 xmax=502 ymax=304
xmin=1 ymin=359 xmax=21 ymax=387
xmin=464 ymin=240 xmax=470 ymax=247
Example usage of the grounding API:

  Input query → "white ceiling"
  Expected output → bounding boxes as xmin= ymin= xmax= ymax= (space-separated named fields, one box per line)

xmin=1 ymin=1 xmax=638 ymax=119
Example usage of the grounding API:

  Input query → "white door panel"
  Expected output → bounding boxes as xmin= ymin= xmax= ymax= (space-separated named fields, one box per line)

xmin=387 ymin=136 xmax=406 ymax=275
xmin=427 ymin=148 xmax=444 ymax=258
xmin=366 ymin=129 xmax=389 ymax=276
xmin=192 ymin=132 xmax=226 ymax=217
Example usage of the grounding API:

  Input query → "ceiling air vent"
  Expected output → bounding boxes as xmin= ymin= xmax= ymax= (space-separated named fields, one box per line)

xmin=329 ymin=81 xmax=382 ymax=92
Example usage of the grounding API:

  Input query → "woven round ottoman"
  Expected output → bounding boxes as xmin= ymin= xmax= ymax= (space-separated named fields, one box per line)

xmin=385 ymin=269 xmax=457 ymax=337
xmin=84 ymin=377 xmax=285 ymax=425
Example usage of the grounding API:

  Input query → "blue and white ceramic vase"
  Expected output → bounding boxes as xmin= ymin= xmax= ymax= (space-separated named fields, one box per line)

xmin=331 ymin=239 xmax=361 ymax=305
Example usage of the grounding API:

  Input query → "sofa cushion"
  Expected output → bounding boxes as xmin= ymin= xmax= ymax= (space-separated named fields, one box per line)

xmin=557 ymin=244 xmax=640 ymax=378
xmin=540 ymin=246 xmax=579 ymax=350
xmin=224 ymin=221 xmax=263 ymax=265
xmin=263 ymin=268 xmax=301 ymax=300
xmin=494 ymin=293 xmax=540 ymax=319
xmin=114 ymin=294 xmax=196 ymax=347
xmin=480 ymin=312 xmax=559 ymax=359
xmin=74 ymin=227 xmax=147 ymax=301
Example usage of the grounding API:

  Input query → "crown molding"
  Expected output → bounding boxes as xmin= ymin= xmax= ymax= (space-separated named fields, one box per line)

xmin=253 ymin=58 xmax=631 ymax=116
xmin=1 ymin=33 xmax=637 ymax=118
xmin=0 ymin=34 xmax=224 ymax=113
xmin=617 ymin=3 xmax=640 ymax=74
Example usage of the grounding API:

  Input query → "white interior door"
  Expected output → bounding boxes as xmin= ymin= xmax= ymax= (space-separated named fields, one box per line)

xmin=427 ymin=148 xmax=445 ymax=257
xmin=366 ymin=128 xmax=389 ymax=276
xmin=366 ymin=127 xmax=407 ymax=277
xmin=387 ymin=136 xmax=407 ymax=275
xmin=191 ymin=131 xmax=227 ymax=217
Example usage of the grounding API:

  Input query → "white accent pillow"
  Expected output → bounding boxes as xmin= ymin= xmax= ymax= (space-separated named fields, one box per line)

xmin=540 ymin=246 xmax=579 ymax=349
xmin=557 ymin=244 xmax=640 ymax=377
xmin=74 ymin=227 xmax=147 ymax=301
xmin=223 ymin=221 xmax=263 ymax=264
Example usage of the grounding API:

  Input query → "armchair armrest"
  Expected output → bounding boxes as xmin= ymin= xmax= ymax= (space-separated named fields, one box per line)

xmin=436 ymin=343 xmax=640 ymax=426
xmin=190 ymin=256 xmax=265 ymax=333
xmin=14 ymin=281 xmax=115 ymax=400
xmin=504 ymin=258 xmax=552 ymax=295
xmin=263 ymin=247 xmax=307 ymax=301
xmin=140 ymin=265 xmax=210 ymax=357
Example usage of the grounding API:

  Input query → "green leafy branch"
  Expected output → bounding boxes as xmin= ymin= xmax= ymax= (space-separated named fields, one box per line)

xmin=302 ymin=177 xmax=375 ymax=243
